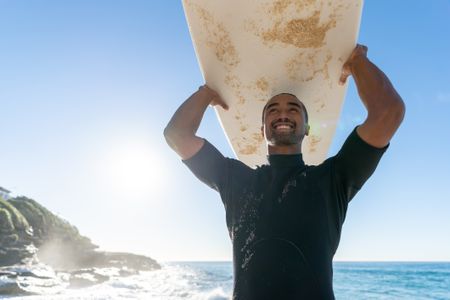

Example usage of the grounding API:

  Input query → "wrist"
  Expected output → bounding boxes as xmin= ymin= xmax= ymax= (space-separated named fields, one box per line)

xmin=195 ymin=86 xmax=214 ymax=105
xmin=349 ymin=55 xmax=370 ymax=74
xmin=352 ymin=54 xmax=368 ymax=66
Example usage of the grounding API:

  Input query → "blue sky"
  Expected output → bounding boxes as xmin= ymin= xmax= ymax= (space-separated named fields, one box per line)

xmin=0 ymin=1 xmax=449 ymax=262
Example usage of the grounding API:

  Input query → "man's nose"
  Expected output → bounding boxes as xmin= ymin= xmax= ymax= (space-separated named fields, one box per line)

xmin=276 ymin=117 xmax=291 ymax=123
xmin=278 ymin=109 xmax=290 ymax=119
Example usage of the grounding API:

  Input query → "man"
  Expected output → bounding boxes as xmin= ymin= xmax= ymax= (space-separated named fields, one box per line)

xmin=164 ymin=45 xmax=405 ymax=299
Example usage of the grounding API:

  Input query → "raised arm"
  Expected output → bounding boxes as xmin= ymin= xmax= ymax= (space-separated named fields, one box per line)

xmin=339 ymin=44 xmax=406 ymax=148
xmin=164 ymin=85 xmax=228 ymax=159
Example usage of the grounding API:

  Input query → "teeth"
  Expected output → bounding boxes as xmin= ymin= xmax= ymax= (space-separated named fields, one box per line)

xmin=275 ymin=125 xmax=291 ymax=130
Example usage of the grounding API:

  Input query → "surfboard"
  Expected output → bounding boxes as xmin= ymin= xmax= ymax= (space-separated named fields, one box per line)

xmin=182 ymin=0 xmax=364 ymax=167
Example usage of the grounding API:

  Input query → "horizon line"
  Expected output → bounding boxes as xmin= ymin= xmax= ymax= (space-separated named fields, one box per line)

xmin=162 ymin=260 xmax=450 ymax=263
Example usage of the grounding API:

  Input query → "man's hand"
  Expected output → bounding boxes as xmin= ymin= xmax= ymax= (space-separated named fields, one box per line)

xmin=339 ymin=44 xmax=368 ymax=85
xmin=199 ymin=85 xmax=229 ymax=110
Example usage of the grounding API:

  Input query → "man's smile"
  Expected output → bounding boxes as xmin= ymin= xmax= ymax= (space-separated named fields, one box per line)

xmin=272 ymin=122 xmax=295 ymax=132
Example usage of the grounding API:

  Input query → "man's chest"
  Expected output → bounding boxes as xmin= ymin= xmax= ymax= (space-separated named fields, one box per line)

xmin=228 ymin=169 xmax=331 ymax=244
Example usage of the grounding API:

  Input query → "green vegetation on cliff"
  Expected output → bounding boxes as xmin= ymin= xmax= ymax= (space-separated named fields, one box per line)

xmin=0 ymin=208 xmax=14 ymax=232
xmin=0 ymin=197 xmax=35 ymax=265
xmin=0 ymin=196 xmax=30 ymax=233
xmin=8 ymin=197 xmax=96 ymax=250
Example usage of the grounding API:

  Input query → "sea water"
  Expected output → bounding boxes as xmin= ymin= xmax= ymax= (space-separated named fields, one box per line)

xmin=1 ymin=262 xmax=449 ymax=299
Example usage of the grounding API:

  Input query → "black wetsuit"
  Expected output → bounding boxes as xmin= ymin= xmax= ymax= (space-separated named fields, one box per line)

xmin=183 ymin=127 xmax=387 ymax=299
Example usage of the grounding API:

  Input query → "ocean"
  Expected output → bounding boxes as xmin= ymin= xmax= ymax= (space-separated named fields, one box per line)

xmin=1 ymin=262 xmax=449 ymax=299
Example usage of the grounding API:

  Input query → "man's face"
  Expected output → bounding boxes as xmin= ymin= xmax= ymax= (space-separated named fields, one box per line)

xmin=261 ymin=94 xmax=309 ymax=146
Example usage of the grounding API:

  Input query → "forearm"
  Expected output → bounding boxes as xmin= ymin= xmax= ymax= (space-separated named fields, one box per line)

xmin=164 ymin=87 xmax=217 ymax=159
xmin=164 ymin=88 xmax=211 ymax=139
xmin=350 ymin=56 xmax=405 ymax=147
xmin=351 ymin=57 xmax=405 ymax=121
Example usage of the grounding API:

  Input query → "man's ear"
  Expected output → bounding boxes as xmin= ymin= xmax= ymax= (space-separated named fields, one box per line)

xmin=260 ymin=125 xmax=265 ymax=137
xmin=305 ymin=124 xmax=310 ymax=136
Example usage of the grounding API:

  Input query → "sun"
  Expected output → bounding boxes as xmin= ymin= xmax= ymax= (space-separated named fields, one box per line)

xmin=98 ymin=138 xmax=167 ymax=201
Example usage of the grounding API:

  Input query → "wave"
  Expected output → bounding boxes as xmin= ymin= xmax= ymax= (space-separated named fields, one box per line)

xmin=1 ymin=262 xmax=232 ymax=299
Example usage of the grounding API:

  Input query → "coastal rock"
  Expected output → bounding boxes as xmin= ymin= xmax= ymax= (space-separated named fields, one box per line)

xmin=0 ymin=263 xmax=67 ymax=295
xmin=0 ymin=196 xmax=160 ymax=272
xmin=69 ymin=269 xmax=110 ymax=288
xmin=0 ymin=263 xmax=141 ymax=295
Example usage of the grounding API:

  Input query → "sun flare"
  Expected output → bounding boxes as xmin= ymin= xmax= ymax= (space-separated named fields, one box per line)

xmin=98 ymin=139 xmax=167 ymax=201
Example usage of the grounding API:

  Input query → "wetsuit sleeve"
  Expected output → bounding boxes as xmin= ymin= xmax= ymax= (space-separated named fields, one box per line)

xmin=333 ymin=126 xmax=388 ymax=202
xmin=182 ymin=139 xmax=229 ymax=193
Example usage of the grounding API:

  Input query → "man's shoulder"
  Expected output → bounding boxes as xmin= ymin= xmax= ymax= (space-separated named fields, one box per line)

xmin=305 ymin=157 xmax=335 ymax=172
xmin=224 ymin=158 xmax=257 ymax=177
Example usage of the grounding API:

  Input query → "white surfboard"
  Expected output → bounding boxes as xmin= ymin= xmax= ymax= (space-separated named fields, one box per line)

xmin=182 ymin=0 xmax=364 ymax=167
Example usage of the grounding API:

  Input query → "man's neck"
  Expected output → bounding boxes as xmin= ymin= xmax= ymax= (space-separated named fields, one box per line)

xmin=267 ymin=143 xmax=302 ymax=155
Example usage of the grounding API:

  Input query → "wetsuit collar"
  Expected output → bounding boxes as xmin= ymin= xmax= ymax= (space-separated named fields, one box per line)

xmin=267 ymin=153 xmax=305 ymax=168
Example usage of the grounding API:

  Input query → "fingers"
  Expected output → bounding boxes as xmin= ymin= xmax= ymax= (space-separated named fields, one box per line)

xmin=339 ymin=44 xmax=368 ymax=85
xmin=338 ymin=74 xmax=347 ymax=85
xmin=219 ymin=97 xmax=229 ymax=110
xmin=200 ymin=84 xmax=229 ymax=110
xmin=357 ymin=44 xmax=368 ymax=55
xmin=351 ymin=44 xmax=368 ymax=60
xmin=339 ymin=62 xmax=351 ymax=85
xmin=212 ymin=96 xmax=229 ymax=110
xmin=345 ymin=44 xmax=368 ymax=65
xmin=219 ymin=102 xmax=229 ymax=110
xmin=200 ymin=84 xmax=220 ymax=98
xmin=339 ymin=71 xmax=349 ymax=85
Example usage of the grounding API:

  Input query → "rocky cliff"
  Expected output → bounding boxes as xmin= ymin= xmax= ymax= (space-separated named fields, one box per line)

xmin=0 ymin=196 xmax=160 ymax=271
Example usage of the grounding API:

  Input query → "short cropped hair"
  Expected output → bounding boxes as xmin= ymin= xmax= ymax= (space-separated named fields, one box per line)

xmin=261 ymin=93 xmax=309 ymax=124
